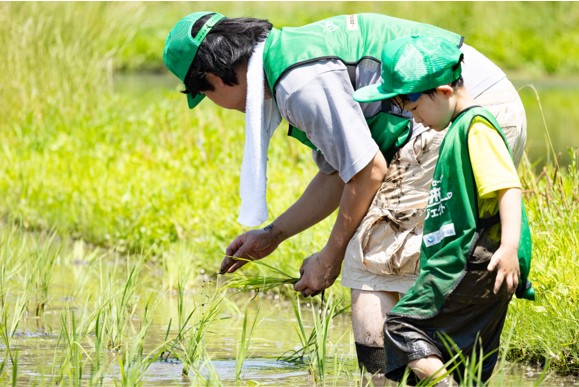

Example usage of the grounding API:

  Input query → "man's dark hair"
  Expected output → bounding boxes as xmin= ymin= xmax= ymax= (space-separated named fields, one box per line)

xmin=182 ymin=15 xmax=273 ymax=96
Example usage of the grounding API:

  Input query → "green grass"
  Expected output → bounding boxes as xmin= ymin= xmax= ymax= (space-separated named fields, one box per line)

xmin=505 ymin=149 xmax=579 ymax=376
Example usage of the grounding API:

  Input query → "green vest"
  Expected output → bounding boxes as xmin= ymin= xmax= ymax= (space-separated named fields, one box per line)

xmin=392 ymin=106 xmax=534 ymax=318
xmin=262 ymin=13 xmax=463 ymax=163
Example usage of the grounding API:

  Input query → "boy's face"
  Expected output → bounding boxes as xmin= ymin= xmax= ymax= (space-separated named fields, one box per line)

xmin=396 ymin=88 xmax=454 ymax=132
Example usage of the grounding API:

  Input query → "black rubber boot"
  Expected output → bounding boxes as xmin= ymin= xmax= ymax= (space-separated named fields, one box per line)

xmin=355 ymin=342 xmax=385 ymax=375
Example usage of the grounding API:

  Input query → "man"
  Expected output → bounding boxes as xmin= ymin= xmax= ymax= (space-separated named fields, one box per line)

xmin=163 ymin=11 xmax=527 ymax=374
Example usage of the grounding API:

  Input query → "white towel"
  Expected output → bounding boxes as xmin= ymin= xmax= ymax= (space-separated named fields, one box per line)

xmin=237 ymin=41 xmax=282 ymax=227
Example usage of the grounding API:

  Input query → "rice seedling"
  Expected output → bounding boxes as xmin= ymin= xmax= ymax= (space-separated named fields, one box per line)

xmin=325 ymin=356 xmax=356 ymax=386
xmin=48 ymin=247 xmax=118 ymax=385
xmin=279 ymin=293 xmax=350 ymax=384
xmin=100 ymin=256 xmax=146 ymax=352
xmin=90 ymin=302 xmax=110 ymax=386
xmin=159 ymin=273 xmax=193 ymax=362
xmin=158 ymin=243 xmax=210 ymax=292
xmin=402 ymin=324 xmax=535 ymax=387
xmin=161 ymin=280 xmax=227 ymax=383
xmin=310 ymin=296 xmax=349 ymax=383
xmin=0 ymin=228 xmax=27 ymax=309
xmin=0 ymin=294 xmax=28 ymax=386
xmin=235 ymin=299 xmax=261 ymax=381
xmin=116 ymin=295 xmax=166 ymax=386
xmin=27 ymin=231 xmax=61 ymax=317
xmin=221 ymin=257 xmax=299 ymax=293
xmin=53 ymin=307 xmax=87 ymax=385
xmin=434 ymin=337 xmax=487 ymax=386
xmin=51 ymin=290 xmax=115 ymax=385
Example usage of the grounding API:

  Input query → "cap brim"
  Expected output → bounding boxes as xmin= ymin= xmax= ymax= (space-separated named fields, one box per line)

xmin=353 ymin=84 xmax=398 ymax=103
xmin=187 ymin=93 xmax=205 ymax=109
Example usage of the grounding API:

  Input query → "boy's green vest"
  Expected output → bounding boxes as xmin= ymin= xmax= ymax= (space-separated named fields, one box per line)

xmin=392 ymin=106 xmax=534 ymax=318
xmin=262 ymin=13 xmax=463 ymax=163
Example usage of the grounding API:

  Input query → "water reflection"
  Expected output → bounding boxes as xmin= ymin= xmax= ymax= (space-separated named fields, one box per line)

xmin=514 ymin=78 xmax=579 ymax=168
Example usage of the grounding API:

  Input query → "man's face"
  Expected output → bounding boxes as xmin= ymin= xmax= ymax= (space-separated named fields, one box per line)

xmin=203 ymin=69 xmax=248 ymax=112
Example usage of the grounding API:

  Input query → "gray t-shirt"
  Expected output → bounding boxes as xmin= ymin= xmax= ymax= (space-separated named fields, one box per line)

xmin=273 ymin=43 xmax=506 ymax=183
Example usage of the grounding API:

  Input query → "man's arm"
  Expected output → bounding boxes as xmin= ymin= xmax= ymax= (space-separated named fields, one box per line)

xmin=294 ymin=151 xmax=387 ymax=296
xmin=220 ymin=168 xmax=345 ymax=273
xmin=222 ymin=60 xmax=385 ymax=281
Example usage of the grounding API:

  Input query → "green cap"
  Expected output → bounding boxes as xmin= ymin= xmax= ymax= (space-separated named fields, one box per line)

xmin=353 ymin=35 xmax=463 ymax=103
xmin=163 ymin=12 xmax=225 ymax=109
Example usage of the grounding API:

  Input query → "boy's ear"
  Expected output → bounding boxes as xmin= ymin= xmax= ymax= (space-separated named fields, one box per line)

xmin=436 ymin=85 xmax=454 ymax=97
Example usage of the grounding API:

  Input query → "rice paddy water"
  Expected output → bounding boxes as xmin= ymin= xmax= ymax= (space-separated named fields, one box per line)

xmin=1 ymin=222 xmax=577 ymax=386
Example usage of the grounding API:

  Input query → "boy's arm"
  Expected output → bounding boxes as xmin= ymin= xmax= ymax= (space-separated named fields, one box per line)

xmin=487 ymin=187 xmax=521 ymax=294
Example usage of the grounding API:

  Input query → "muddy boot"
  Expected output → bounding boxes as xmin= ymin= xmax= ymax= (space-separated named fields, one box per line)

xmin=355 ymin=342 xmax=385 ymax=375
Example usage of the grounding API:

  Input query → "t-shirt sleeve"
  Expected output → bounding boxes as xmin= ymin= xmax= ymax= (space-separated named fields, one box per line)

xmin=468 ymin=117 xmax=521 ymax=200
xmin=275 ymin=60 xmax=379 ymax=183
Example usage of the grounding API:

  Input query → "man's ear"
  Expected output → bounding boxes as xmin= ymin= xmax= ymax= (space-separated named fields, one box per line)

xmin=205 ymin=72 xmax=223 ymax=87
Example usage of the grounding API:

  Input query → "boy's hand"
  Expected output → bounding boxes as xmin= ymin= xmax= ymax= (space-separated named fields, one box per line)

xmin=487 ymin=245 xmax=520 ymax=295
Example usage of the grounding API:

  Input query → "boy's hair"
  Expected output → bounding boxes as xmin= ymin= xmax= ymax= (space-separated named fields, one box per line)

xmin=182 ymin=15 xmax=273 ymax=96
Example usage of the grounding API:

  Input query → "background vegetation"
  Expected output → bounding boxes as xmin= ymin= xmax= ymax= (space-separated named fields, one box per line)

xmin=0 ymin=1 xmax=577 ymax=384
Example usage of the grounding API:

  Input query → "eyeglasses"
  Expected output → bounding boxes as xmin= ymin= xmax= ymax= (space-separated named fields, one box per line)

xmin=407 ymin=93 xmax=421 ymax=102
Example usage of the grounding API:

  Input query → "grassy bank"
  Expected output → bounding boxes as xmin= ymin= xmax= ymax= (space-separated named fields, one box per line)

xmin=0 ymin=1 xmax=578 ymax=382
xmin=505 ymin=151 xmax=579 ymax=375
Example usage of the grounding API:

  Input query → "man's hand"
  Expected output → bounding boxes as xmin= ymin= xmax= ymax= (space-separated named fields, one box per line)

xmin=220 ymin=225 xmax=281 ymax=274
xmin=487 ymin=245 xmax=520 ymax=295
xmin=293 ymin=249 xmax=342 ymax=297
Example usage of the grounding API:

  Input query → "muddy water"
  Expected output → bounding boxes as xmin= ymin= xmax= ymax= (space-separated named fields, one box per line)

xmin=11 ymin=277 xmax=356 ymax=385
xmin=9 ymin=274 xmax=578 ymax=386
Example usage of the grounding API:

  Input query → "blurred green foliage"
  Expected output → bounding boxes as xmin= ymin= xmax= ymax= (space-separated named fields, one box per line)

xmin=114 ymin=1 xmax=579 ymax=76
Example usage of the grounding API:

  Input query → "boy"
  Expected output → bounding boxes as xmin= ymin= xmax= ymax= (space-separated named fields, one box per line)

xmin=163 ymin=12 xmax=528 ymax=374
xmin=353 ymin=35 xmax=534 ymax=384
